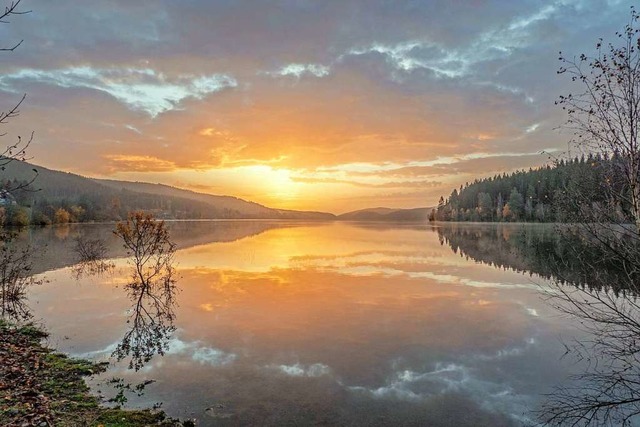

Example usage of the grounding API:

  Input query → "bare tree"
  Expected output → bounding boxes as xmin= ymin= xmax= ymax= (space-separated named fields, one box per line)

xmin=0 ymin=0 xmax=37 ymax=193
xmin=557 ymin=6 xmax=640 ymax=231
xmin=113 ymin=212 xmax=178 ymax=371
xmin=540 ymin=8 xmax=640 ymax=425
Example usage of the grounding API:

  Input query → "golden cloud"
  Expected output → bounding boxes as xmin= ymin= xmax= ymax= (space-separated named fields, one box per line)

xmin=291 ymin=176 xmax=442 ymax=188
xmin=104 ymin=154 xmax=177 ymax=173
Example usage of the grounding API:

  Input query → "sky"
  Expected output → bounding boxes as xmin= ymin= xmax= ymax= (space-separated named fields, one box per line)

xmin=0 ymin=0 xmax=633 ymax=213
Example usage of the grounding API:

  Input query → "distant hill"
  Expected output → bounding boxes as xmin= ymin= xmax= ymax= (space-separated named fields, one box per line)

xmin=0 ymin=159 xmax=429 ymax=224
xmin=338 ymin=207 xmax=431 ymax=222
xmin=0 ymin=160 xmax=334 ymax=221
xmin=96 ymin=179 xmax=334 ymax=220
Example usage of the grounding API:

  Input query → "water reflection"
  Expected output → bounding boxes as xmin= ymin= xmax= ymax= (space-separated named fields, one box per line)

xmin=24 ymin=222 xmax=588 ymax=426
xmin=15 ymin=220 xmax=305 ymax=275
xmin=38 ymin=216 xmax=183 ymax=410
xmin=113 ymin=258 xmax=177 ymax=372
xmin=71 ymin=259 xmax=114 ymax=280
xmin=0 ymin=230 xmax=44 ymax=322
xmin=109 ymin=215 xmax=180 ymax=371
xmin=435 ymin=223 xmax=640 ymax=425
xmin=434 ymin=223 xmax=637 ymax=293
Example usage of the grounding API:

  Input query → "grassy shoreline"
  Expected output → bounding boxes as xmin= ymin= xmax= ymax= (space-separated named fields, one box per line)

xmin=0 ymin=321 xmax=190 ymax=427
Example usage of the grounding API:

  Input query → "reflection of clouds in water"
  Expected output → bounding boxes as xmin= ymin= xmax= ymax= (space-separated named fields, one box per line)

xmin=515 ymin=301 xmax=545 ymax=318
xmin=289 ymin=251 xmax=543 ymax=290
xmin=166 ymin=337 xmax=237 ymax=366
xmin=191 ymin=347 xmax=236 ymax=366
xmin=74 ymin=341 xmax=119 ymax=359
xmin=292 ymin=252 xmax=435 ymax=267
xmin=270 ymin=363 xmax=331 ymax=377
xmin=248 ymin=337 xmax=539 ymax=423
xmin=474 ymin=337 xmax=536 ymax=361
xmin=317 ymin=264 xmax=537 ymax=290
xmin=347 ymin=347 xmax=536 ymax=424
xmin=348 ymin=363 xmax=469 ymax=400
xmin=38 ymin=224 xmax=562 ymax=424
xmin=75 ymin=316 xmax=537 ymax=423
xmin=403 ymin=270 xmax=536 ymax=290
xmin=74 ymin=336 xmax=237 ymax=367
xmin=199 ymin=303 xmax=214 ymax=312
xmin=291 ymin=251 xmax=468 ymax=270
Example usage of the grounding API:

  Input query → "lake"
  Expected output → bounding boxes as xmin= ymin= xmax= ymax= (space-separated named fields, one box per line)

xmin=18 ymin=221 xmax=587 ymax=426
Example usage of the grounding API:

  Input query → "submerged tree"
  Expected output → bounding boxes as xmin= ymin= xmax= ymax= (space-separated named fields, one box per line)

xmin=71 ymin=236 xmax=114 ymax=278
xmin=113 ymin=212 xmax=178 ymax=371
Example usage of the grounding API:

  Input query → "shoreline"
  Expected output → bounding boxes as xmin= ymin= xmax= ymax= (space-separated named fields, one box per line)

xmin=0 ymin=321 xmax=191 ymax=427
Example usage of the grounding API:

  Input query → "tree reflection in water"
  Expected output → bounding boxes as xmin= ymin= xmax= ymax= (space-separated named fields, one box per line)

xmin=112 ymin=212 xmax=179 ymax=371
xmin=0 ymin=230 xmax=43 ymax=322
xmin=435 ymin=223 xmax=638 ymax=292
xmin=436 ymin=223 xmax=640 ymax=426
xmin=71 ymin=236 xmax=115 ymax=279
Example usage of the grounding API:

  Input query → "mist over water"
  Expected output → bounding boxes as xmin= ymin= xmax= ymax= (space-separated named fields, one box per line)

xmin=24 ymin=222 xmax=584 ymax=426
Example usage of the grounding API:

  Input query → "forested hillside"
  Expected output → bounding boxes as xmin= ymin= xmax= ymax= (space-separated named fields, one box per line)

xmin=96 ymin=179 xmax=334 ymax=220
xmin=0 ymin=160 xmax=334 ymax=226
xmin=430 ymin=154 xmax=629 ymax=223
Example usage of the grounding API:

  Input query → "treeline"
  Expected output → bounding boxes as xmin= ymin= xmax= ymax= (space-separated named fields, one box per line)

xmin=430 ymin=154 xmax=630 ymax=223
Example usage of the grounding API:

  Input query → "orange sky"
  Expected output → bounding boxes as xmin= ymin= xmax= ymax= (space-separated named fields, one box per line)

xmin=0 ymin=0 xmax=629 ymax=213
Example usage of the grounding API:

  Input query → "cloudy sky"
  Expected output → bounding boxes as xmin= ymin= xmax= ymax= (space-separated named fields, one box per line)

xmin=0 ymin=0 xmax=632 ymax=213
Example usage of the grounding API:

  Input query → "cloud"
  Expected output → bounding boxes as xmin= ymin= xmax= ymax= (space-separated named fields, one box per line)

xmin=310 ymin=151 xmax=552 ymax=177
xmin=266 ymin=63 xmax=331 ymax=78
xmin=0 ymin=67 xmax=237 ymax=116
xmin=104 ymin=154 xmax=177 ymax=172
xmin=291 ymin=176 xmax=441 ymax=188
xmin=125 ymin=124 xmax=142 ymax=134
xmin=342 ymin=2 xmax=566 ymax=81
xmin=269 ymin=363 xmax=331 ymax=377
xmin=373 ymin=153 xmax=555 ymax=179
xmin=347 ymin=41 xmax=466 ymax=78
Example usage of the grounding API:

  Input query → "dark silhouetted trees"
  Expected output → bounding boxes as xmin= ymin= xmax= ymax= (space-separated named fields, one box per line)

xmin=430 ymin=155 xmax=626 ymax=223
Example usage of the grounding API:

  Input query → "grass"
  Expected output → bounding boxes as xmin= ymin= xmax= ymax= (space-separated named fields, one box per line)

xmin=0 ymin=320 xmax=192 ymax=426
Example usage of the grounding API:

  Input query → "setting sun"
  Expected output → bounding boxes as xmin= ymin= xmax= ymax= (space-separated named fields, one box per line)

xmin=234 ymin=166 xmax=301 ymax=203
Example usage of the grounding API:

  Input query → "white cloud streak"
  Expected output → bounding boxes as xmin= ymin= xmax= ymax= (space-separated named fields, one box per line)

xmin=266 ymin=63 xmax=331 ymax=78
xmin=0 ymin=67 xmax=237 ymax=117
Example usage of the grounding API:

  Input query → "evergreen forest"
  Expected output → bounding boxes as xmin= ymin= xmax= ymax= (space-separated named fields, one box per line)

xmin=430 ymin=154 xmax=628 ymax=223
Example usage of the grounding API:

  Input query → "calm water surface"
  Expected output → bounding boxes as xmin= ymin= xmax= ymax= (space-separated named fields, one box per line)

xmin=23 ymin=221 xmax=583 ymax=426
